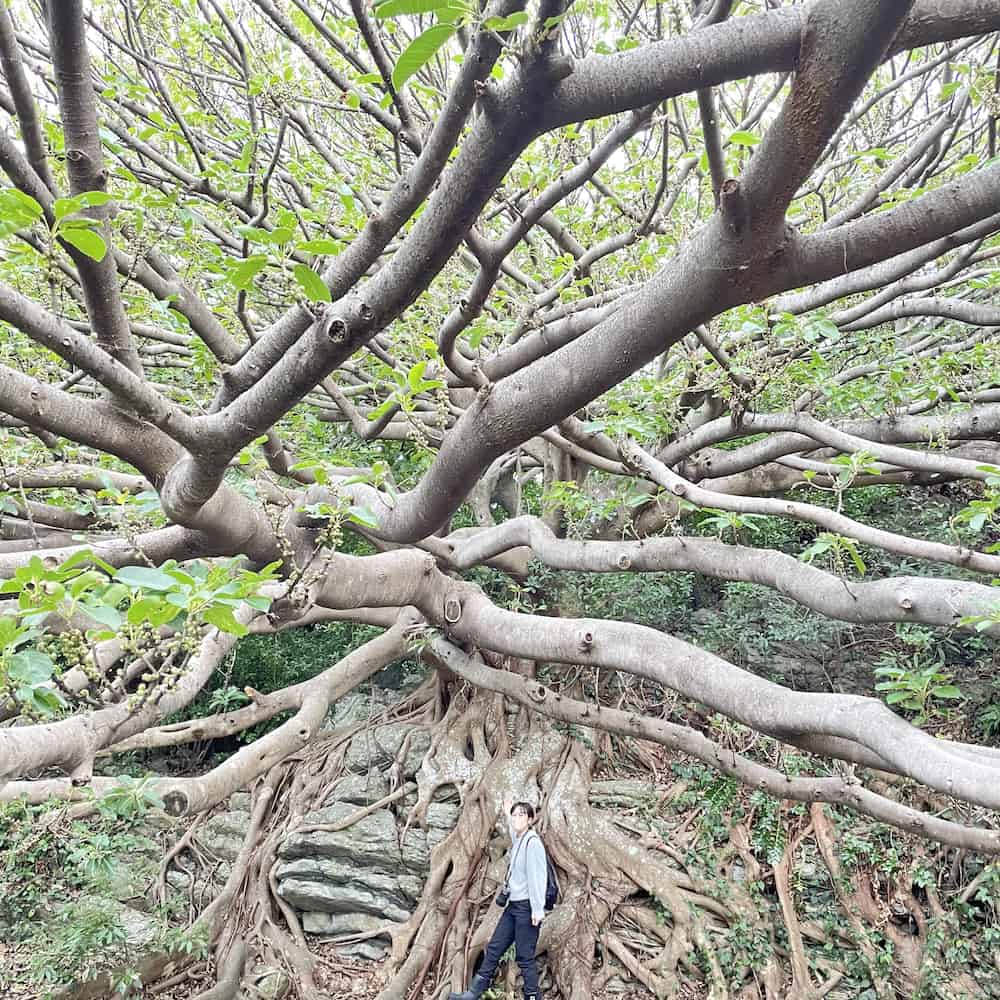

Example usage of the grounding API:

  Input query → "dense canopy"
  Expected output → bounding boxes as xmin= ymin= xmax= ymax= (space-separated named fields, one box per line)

xmin=2 ymin=0 xmax=1000 ymax=997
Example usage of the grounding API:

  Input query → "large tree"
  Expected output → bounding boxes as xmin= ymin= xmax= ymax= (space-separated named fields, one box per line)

xmin=2 ymin=0 xmax=1000 ymax=996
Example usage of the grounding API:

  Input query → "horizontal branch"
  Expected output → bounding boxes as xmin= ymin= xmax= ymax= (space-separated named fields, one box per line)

xmin=543 ymin=0 xmax=1000 ymax=129
xmin=431 ymin=638 xmax=1000 ymax=853
xmin=312 ymin=548 xmax=1000 ymax=811
xmin=841 ymin=295 xmax=1000 ymax=332
xmin=435 ymin=515 xmax=1000 ymax=635
xmin=623 ymin=439 xmax=1000 ymax=575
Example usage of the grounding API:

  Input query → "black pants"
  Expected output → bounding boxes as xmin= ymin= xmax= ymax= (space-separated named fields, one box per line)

xmin=477 ymin=899 xmax=540 ymax=996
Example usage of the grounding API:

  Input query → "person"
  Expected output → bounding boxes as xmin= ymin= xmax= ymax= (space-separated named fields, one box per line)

xmin=448 ymin=798 xmax=547 ymax=1000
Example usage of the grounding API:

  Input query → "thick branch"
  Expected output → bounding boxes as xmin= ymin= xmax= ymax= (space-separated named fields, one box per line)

xmin=46 ymin=0 xmax=142 ymax=377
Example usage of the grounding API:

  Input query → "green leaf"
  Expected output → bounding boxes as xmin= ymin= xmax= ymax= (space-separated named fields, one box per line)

xmin=77 ymin=191 xmax=113 ymax=209
xmin=392 ymin=24 xmax=456 ymax=91
xmin=347 ymin=505 xmax=380 ymax=530
xmin=728 ymin=130 xmax=760 ymax=147
xmin=203 ymin=603 xmax=248 ymax=636
xmin=81 ymin=603 xmax=124 ymax=629
xmin=292 ymin=264 xmax=332 ymax=303
xmin=367 ymin=398 xmax=397 ymax=421
xmin=60 ymin=226 xmax=108 ymax=261
xmin=407 ymin=360 xmax=428 ymax=391
xmin=0 ymin=615 xmax=22 ymax=649
xmin=466 ymin=322 xmax=487 ymax=349
xmin=243 ymin=594 xmax=272 ymax=612
xmin=375 ymin=0 xmax=461 ymax=17
xmin=18 ymin=685 xmax=64 ymax=715
xmin=8 ymin=649 xmax=55 ymax=684
xmin=297 ymin=238 xmax=344 ymax=255
xmin=0 ymin=188 xmax=44 ymax=234
xmin=127 ymin=596 xmax=168 ymax=626
xmin=54 ymin=196 xmax=83 ymax=220
xmin=932 ymin=685 xmax=962 ymax=699
xmin=484 ymin=10 xmax=529 ymax=30
xmin=229 ymin=255 xmax=268 ymax=290
xmin=114 ymin=566 xmax=178 ymax=591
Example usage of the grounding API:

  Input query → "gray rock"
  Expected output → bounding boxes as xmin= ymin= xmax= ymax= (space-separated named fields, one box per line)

xmin=116 ymin=902 xmax=161 ymax=950
xmin=279 ymin=802 xmax=429 ymax=874
xmin=229 ymin=791 xmax=252 ymax=812
xmin=426 ymin=802 xmax=461 ymax=830
xmin=345 ymin=723 xmax=430 ymax=776
xmin=278 ymin=877 xmax=410 ymax=922
xmin=166 ymin=868 xmax=193 ymax=889
xmin=424 ymin=802 xmax=460 ymax=849
xmin=276 ymin=856 xmax=423 ymax=905
xmin=198 ymin=810 xmax=251 ymax=861
xmin=104 ymin=856 xmax=156 ymax=906
xmin=328 ymin=772 xmax=390 ymax=805
xmin=325 ymin=691 xmax=372 ymax=729
xmin=339 ymin=940 xmax=388 ymax=961
xmin=246 ymin=964 xmax=291 ymax=1000
xmin=301 ymin=911 xmax=398 ymax=937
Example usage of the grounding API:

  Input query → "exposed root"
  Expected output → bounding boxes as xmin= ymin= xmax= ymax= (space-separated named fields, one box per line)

xmin=139 ymin=651 xmax=1000 ymax=1000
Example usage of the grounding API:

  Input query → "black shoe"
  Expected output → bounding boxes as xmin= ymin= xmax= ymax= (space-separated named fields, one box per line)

xmin=448 ymin=974 xmax=489 ymax=1000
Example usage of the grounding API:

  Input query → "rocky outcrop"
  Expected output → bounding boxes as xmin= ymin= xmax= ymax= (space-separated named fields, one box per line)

xmin=271 ymin=723 xmax=457 ymax=960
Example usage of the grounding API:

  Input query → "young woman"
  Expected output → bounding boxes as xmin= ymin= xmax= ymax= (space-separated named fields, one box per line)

xmin=448 ymin=798 xmax=547 ymax=1000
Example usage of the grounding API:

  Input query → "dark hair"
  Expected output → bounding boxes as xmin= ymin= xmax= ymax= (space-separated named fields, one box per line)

xmin=510 ymin=801 xmax=536 ymax=820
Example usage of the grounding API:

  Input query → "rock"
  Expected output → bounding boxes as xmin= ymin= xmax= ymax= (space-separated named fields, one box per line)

xmin=276 ymin=856 xmax=423 ymax=905
xmin=426 ymin=802 xmax=460 ymax=830
xmin=229 ymin=791 xmax=252 ymax=812
xmin=140 ymin=808 xmax=181 ymax=832
xmin=115 ymin=902 xmax=160 ymax=950
xmin=344 ymin=723 xmax=430 ymax=776
xmin=328 ymin=772 xmax=390 ymax=806
xmin=246 ymin=964 xmax=291 ymax=1000
xmin=198 ymin=810 xmax=251 ymax=861
xmin=425 ymin=802 xmax=460 ymax=848
xmin=104 ymin=855 xmax=156 ymax=907
xmin=604 ymin=975 xmax=631 ymax=993
xmin=301 ymin=911 xmax=399 ymax=937
xmin=326 ymin=691 xmax=372 ymax=729
xmin=166 ymin=869 xmax=193 ymax=889
xmin=339 ymin=940 xmax=388 ymax=961
xmin=278 ymin=877 xmax=410 ymax=922
xmin=279 ymin=802 xmax=429 ymax=874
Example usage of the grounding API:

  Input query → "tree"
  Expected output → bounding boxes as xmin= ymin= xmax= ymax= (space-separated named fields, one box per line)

xmin=1 ymin=0 xmax=1000 ymax=996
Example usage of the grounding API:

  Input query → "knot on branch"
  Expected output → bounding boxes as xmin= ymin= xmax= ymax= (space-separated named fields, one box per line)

xmin=578 ymin=628 xmax=594 ymax=652
xmin=541 ymin=54 xmax=573 ymax=81
xmin=616 ymin=553 xmax=631 ymax=570
xmin=474 ymin=79 xmax=500 ymax=115
xmin=443 ymin=592 xmax=463 ymax=624
xmin=163 ymin=789 xmax=188 ymax=817
xmin=326 ymin=318 xmax=350 ymax=344
xmin=720 ymin=178 xmax=747 ymax=236
xmin=528 ymin=682 xmax=547 ymax=702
